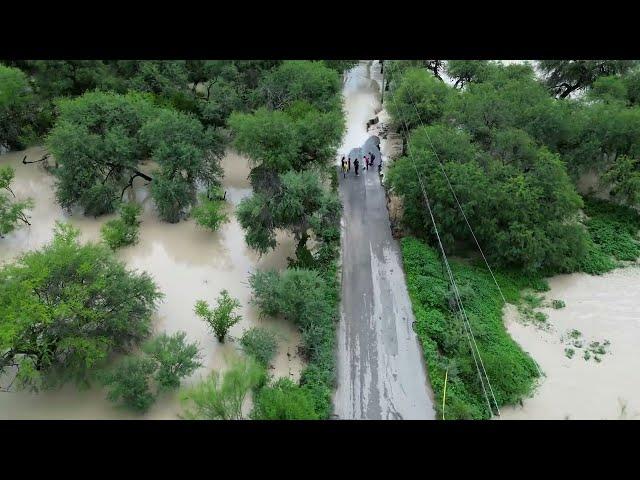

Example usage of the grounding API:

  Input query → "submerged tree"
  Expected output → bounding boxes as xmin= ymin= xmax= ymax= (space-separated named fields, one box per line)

xmin=180 ymin=357 xmax=265 ymax=420
xmin=142 ymin=331 xmax=202 ymax=390
xmin=0 ymin=222 xmax=162 ymax=391
xmin=194 ymin=289 xmax=242 ymax=343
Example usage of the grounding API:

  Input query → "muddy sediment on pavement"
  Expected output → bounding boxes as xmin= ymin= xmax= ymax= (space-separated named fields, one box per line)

xmin=0 ymin=147 xmax=303 ymax=419
xmin=501 ymin=267 xmax=640 ymax=420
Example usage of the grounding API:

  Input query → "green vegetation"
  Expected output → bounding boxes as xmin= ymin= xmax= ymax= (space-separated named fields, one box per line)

xmin=0 ymin=222 xmax=162 ymax=391
xmin=194 ymin=289 xmax=241 ymax=343
xmin=240 ymin=327 xmax=278 ymax=367
xmin=180 ymin=356 xmax=265 ymax=420
xmin=101 ymin=202 xmax=142 ymax=250
xmin=0 ymin=65 xmax=37 ymax=148
xmin=0 ymin=166 xmax=33 ymax=237
xmin=250 ymin=267 xmax=338 ymax=418
xmin=401 ymin=237 xmax=541 ymax=419
xmin=102 ymin=355 xmax=158 ymax=412
xmin=102 ymin=331 xmax=201 ymax=412
xmin=191 ymin=188 xmax=229 ymax=232
xmin=251 ymin=378 xmax=320 ymax=420
xmin=142 ymin=331 xmax=202 ymax=390
xmin=551 ymin=299 xmax=566 ymax=309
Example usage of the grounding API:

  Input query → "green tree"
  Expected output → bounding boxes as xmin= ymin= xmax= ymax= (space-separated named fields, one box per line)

xmin=101 ymin=355 xmax=157 ymax=412
xmin=387 ymin=67 xmax=453 ymax=133
xmin=139 ymin=108 xmax=223 ymax=222
xmin=258 ymin=60 xmax=341 ymax=112
xmin=236 ymin=170 xmax=341 ymax=255
xmin=46 ymin=91 xmax=158 ymax=216
xmin=0 ymin=65 xmax=37 ymax=148
xmin=0 ymin=166 xmax=33 ymax=237
xmin=386 ymin=124 xmax=586 ymax=272
xmin=180 ymin=357 xmax=265 ymax=420
xmin=142 ymin=331 xmax=202 ymax=390
xmin=240 ymin=327 xmax=278 ymax=367
xmin=191 ymin=190 xmax=229 ymax=232
xmin=0 ymin=222 xmax=162 ymax=391
xmin=446 ymin=60 xmax=491 ymax=88
xmin=251 ymin=378 xmax=319 ymax=420
xmin=539 ymin=60 xmax=637 ymax=98
xmin=194 ymin=289 xmax=241 ymax=343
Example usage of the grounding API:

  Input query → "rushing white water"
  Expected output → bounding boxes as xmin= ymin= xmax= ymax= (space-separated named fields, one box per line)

xmin=0 ymin=147 xmax=303 ymax=419
xmin=501 ymin=267 xmax=640 ymax=420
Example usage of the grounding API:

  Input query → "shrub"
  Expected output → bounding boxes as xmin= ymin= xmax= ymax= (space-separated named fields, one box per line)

xmin=101 ymin=356 xmax=158 ymax=412
xmin=194 ymin=289 xmax=242 ymax=343
xmin=240 ymin=327 xmax=278 ymax=367
xmin=191 ymin=190 xmax=229 ymax=232
xmin=180 ymin=357 xmax=266 ymax=420
xmin=142 ymin=331 xmax=202 ymax=390
xmin=101 ymin=202 xmax=142 ymax=250
xmin=251 ymin=378 xmax=320 ymax=420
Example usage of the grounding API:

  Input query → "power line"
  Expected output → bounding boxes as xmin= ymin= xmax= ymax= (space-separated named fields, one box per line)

xmin=382 ymin=60 xmax=499 ymax=417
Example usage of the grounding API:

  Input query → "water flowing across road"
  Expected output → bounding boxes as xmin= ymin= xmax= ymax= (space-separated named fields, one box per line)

xmin=333 ymin=61 xmax=436 ymax=419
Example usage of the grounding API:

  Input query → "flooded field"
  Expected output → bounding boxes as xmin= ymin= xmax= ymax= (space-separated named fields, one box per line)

xmin=0 ymin=147 xmax=303 ymax=419
xmin=501 ymin=267 xmax=640 ymax=420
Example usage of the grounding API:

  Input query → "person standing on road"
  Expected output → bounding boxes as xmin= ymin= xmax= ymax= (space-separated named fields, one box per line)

xmin=342 ymin=158 xmax=348 ymax=178
xmin=354 ymin=158 xmax=360 ymax=176
xmin=364 ymin=154 xmax=368 ymax=171
xmin=370 ymin=152 xmax=376 ymax=168
xmin=348 ymin=157 xmax=352 ymax=172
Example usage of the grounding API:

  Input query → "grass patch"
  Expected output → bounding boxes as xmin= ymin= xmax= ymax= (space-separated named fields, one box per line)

xmin=401 ymin=236 xmax=541 ymax=420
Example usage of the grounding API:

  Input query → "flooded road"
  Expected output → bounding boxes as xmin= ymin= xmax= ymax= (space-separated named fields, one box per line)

xmin=333 ymin=61 xmax=435 ymax=419
xmin=501 ymin=267 xmax=640 ymax=420
xmin=0 ymin=147 xmax=303 ymax=419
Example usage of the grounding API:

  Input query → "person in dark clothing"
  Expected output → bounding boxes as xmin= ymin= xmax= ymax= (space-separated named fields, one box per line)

xmin=348 ymin=157 xmax=351 ymax=172
xmin=370 ymin=152 xmax=376 ymax=167
xmin=354 ymin=158 xmax=360 ymax=176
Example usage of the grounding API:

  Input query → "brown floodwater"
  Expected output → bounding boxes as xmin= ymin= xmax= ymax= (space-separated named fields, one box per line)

xmin=501 ymin=267 xmax=640 ymax=420
xmin=0 ymin=147 xmax=303 ymax=419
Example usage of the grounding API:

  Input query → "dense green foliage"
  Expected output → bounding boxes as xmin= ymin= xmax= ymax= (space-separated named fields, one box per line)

xmin=0 ymin=166 xmax=33 ymax=237
xmin=191 ymin=189 xmax=229 ymax=232
xmin=401 ymin=237 xmax=541 ymax=419
xmin=180 ymin=357 xmax=265 ymax=420
xmin=194 ymin=289 xmax=241 ymax=343
xmin=240 ymin=327 xmax=278 ymax=367
xmin=102 ymin=331 xmax=201 ymax=412
xmin=142 ymin=331 xmax=202 ymax=390
xmin=0 ymin=222 xmax=162 ymax=391
xmin=251 ymin=378 xmax=320 ymax=420
xmin=538 ymin=60 xmax=637 ymax=98
xmin=100 ymin=202 xmax=142 ymax=250
xmin=0 ymin=65 xmax=37 ymax=148
xmin=250 ymin=267 xmax=337 ymax=417
xmin=102 ymin=355 xmax=158 ymax=412
xmin=45 ymin=91 xmax=224 ymax=221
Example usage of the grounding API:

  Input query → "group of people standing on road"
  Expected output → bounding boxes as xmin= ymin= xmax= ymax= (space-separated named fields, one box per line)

xmin=341 ymin=152 xmax=383 ymax=179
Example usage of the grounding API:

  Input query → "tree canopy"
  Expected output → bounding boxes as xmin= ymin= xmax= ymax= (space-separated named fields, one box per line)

xmin=0 ymin=222 xmax=162 ymax=391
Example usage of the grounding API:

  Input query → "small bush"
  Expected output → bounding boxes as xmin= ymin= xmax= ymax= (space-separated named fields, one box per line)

xmin=101 ymin=202 xmax=142 ymax=250
xmin=192 ymin=190 xmax=229 ymax=232
xmin=240 ymin=327 xmax=278 ymax=367
xmin=552 ymin=299 xmax=566 ymax=309
xmin=251 ymin=378 xmax=320 ymax=420
xmin=194 ymin=289 xmax=242 ymax=343
xmin=102 ymin=356 xmax=157 ymax=412
xmin=142 ymin=331 xmax=202 ymax=390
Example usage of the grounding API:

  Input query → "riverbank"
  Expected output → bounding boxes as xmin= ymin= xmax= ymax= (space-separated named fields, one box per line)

xmin=0 ymin=147 xmax=303 ymax=419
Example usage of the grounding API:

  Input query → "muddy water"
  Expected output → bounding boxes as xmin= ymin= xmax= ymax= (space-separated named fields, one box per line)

xmin=337 ymin=61 xmax=382 ymax=164
xmin=0 ymin=148 xmax=303 ymax=419
xmin=501 ymin=267 xmax=640 ymax=420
